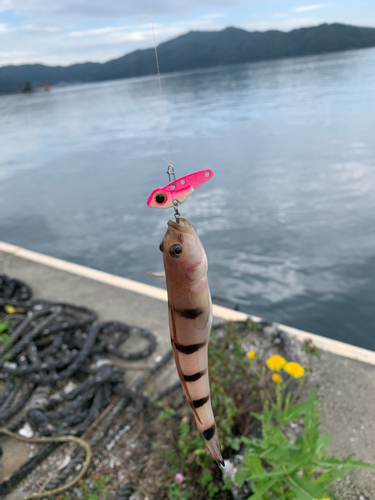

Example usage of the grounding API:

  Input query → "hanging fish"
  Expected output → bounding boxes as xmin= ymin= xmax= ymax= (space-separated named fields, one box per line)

xmin=159 ymin=217 xmax=224 ymax=466
xmin=145 ymin=8 xmax=221 ymax=463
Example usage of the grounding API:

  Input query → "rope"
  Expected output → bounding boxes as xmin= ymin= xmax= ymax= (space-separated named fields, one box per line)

xmin=0 ymin=274 xmax=188 ymax=497
xmin=0 ymin=428 xmax=92 ymax=499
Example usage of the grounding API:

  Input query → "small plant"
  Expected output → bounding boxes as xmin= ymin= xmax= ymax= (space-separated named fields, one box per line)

xmin=167 ymin=473 xmax=192 ymax=500
xmin=78 ymin=475 xmax=111 ymax=500
xmin=0 ymin=320 xmax=11 ymax=347
xmin=303 ymin=339 xmax=321 ymax=371
xmin=0 ymin=319 xmax=9 ymax=334
xmin=236 ymin=355 xmax=375 ymax=499
xmin=140 ymin=324 xmax=374 ymax=499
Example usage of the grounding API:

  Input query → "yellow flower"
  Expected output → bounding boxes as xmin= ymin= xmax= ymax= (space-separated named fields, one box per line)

xmin=266 ymin=355 xmax=286 ymax=371
xmin=247 ymin=350 xmax=256 ymax=360
xmin=315 ymin=498 xmax=330 ymax=500
xmin=4 ymin=305 xmax=23 ymax=314
xmin=284 ymin=361 xmax=305 ymax=379
xmin=272 ymin=373 xmax=281 ymax=385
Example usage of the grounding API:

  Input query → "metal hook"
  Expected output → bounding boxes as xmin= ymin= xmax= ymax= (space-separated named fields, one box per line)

xmin=173 ymin=199 xmax=181 ymax=222
xmin=166 ymin=163 xmax=176 ymax=187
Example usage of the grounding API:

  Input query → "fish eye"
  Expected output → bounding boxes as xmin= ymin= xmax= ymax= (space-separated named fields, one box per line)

xmin=154 ymin=192 xmax=166 ymax=204
xmin=169 ymin=244 xmax=182 ymax=258
xmin=159 ymin=241 xmax=164 ymax=252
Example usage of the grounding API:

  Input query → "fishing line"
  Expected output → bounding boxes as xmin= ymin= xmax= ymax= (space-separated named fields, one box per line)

xmin=148 ymin=0 xmax=172 ymax=168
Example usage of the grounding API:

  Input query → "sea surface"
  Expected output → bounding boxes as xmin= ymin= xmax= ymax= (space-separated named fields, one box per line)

xmin=1 ymin=48 xmax=375 ymax=349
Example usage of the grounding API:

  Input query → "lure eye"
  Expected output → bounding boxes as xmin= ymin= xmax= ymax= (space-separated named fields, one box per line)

xmin=169 ymin=244 xmax=182 ymax=258
xmin=154 ymin=193 xmax=166 ymax=205
xmin=159 ymin=242 xmax=164 ymax=252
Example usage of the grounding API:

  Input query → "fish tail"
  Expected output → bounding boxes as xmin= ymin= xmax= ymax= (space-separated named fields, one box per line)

xmin=201 ymin=422 xmax=224 ymax=467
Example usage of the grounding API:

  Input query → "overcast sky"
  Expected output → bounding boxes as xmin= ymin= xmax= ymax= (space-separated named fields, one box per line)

xmin=0 ymin=0 xmax=374 ymax=67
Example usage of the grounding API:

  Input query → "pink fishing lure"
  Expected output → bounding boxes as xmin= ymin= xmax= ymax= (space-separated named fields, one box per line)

xmin=147 ymin=169 xmax=213 ymax=209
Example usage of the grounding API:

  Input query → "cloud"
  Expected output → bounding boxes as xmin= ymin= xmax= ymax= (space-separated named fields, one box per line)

xmin=0 ymin=50 xmax=37 ymax=64
xmin=69 ymin=18 xmax=227 ymax=46
xmin=0 ymin=11 xmax=228 ymax=66
xmin=1 ymin=0 xmax=241 ymax=19
xmin=0 ymin=22 xmax=61 ymax=33
xmin=244 ymin=16 xmax=320 ymax=32
xmin=272 ymin=14 xmax=288 ymax=19
xmin=0 ymin=0 xmax=12 ymax=13
xmin=69 ymin=26 xmax=130 ymax=37
xmin=292 ymin=4 xmax=328 ymax=13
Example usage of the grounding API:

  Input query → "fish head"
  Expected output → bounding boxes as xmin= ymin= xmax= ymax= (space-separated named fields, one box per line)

xmin=160 ymin=218 xmax=208 ymax=283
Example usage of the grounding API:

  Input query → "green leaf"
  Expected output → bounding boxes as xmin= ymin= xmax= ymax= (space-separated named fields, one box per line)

xmin=246 ymin=478 xmax=278 ymax=500
xmin=85 ymin=495 xmax=99 ymax=500
xmin=250 ymin=469 xmax=286 ymax=480
xmin=227 ymin=436 xmax=242 ymax=451
xmin=0 ymin=321 xmax=9 ymax=334
xmin=314 ymin=455 xmax=375 ymax=488
xmin=282 ymin=400 xmax=311 ymax=424
xmin=316 ymin=431 xmax=330 ymax=455
xmin=289 ymin=435 xmax=304 ymax=453
xmin=313 ymin=466 xmax=350 ymax=489
xmin=235 ymin=466 xmax=251 ymax=486
xmin=200 ymin=473 xmax=213 ymax=487
xmin=0 ymin=333 xmax=11 ymax=345
xmin=317 ymin=455 xmax=375 ymax=470
xmin=222 ymin=477 xmax=233 ymax=491
xmin=286 ymin=473 xmax=327 ymax=500
xmin=245 ymin=455 xmax=264 ymax=474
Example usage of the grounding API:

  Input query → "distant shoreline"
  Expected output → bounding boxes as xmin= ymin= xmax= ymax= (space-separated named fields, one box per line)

xmin=2 ymin=23 xmax=375 ymax=96
xmin=1 ymin=43 xmax=374 ymax=99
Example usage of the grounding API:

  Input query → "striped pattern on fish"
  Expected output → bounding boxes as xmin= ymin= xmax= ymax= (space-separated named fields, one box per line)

xmin=160 ymin=217 xmax=224 ymax=466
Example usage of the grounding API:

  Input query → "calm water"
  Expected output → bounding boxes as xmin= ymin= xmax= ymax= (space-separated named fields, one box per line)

xmin=1 ymin=48 xmax=375 ymax=349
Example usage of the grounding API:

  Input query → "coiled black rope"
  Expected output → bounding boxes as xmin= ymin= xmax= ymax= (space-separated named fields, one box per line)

xmin=0 ymin=274 xmax=168 ymax=498
xmin=0 ymin=275 xmax=31 ymax=302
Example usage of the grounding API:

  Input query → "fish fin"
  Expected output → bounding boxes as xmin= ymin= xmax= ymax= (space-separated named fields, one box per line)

xmin=186 ymin=289 xmax=211 ymax=330
xmin=147 ymin=271 xmax=166 ymax=278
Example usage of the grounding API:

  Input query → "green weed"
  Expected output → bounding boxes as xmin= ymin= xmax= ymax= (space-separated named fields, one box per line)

xmin=236 ymin=383 xmax=374 ymax=499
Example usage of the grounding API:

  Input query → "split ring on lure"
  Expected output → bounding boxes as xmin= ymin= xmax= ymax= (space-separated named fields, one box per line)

xmin=147 ymin=169 xmax=213 ymax=209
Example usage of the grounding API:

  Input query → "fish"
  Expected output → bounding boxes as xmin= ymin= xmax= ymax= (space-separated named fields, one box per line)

xmin=159 ymin=217 xmax=224 ymax=466
xmin=147 ymin=169 xmax=213 ymax=209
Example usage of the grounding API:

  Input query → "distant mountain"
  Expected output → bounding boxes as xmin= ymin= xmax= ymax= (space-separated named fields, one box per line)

xmin=2 ymin=23 xmax=375 ymax=95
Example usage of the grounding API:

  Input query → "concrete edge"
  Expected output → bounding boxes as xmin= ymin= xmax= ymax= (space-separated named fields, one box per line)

xmin=1 ymin=240 xmax=375 ymax=367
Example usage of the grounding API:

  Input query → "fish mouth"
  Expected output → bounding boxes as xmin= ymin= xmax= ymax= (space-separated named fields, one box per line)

xmin=167 ymin=218 xmax=193 ymax=235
